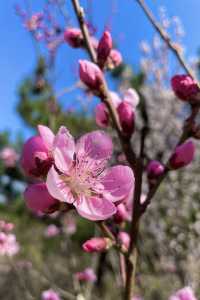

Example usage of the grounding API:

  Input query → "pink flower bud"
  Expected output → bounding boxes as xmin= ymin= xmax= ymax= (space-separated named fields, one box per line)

xmin=146 ymin=160 xmax=165 ymax=179
xmin=109 ymin=49 xmax=122 ymax=68
xmin=44 ymin=224 xmax=60 ymax=238
xmin=95 ymin=103 xmax=109 ymax=127
xmin=21 ymin=136 xmax=52 ymax=177
xmin=169 ymin=286 xmax=197 ymax=300
xmin=169 ymin=140 xmax=195 ymax=169
xmin=42 ymin=289 xmax=61 ymax=300
xmin=75 ymin=268 xmax=97 ymax=282
xmin=79 ymin=60 xmax=104 ymax=91
xmin=114 ymin=203 xmax=129 ymax=224
xmin=171 ymin=74 xmax=199 ymax=101
xmin=64 ymin=27 xmax=83 ymax=48
xmin=24 ymin=183 xmax=58 ymax=213
xmin=118 ymin=231 xmax=130 ymax=251
xmin=0 ymin=147 xmax=18 ymax=168
xmin=117 ymin=102 xmax=135 ymax=136
xmin=82 ymin=237 xmax=111 ymax=253
xmin=97 ymin=31 xmax=112 ymax=67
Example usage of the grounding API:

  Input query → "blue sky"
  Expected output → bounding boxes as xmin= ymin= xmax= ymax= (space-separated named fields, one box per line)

xmin=1 ymin=0 xmax=200 ymax=139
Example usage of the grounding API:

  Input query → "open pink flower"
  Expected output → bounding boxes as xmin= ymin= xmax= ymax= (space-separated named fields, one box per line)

xmin=169 ymin=286 xmax=197 ymax=300
xmin=46 ymin=127 xmax=134 ymax=221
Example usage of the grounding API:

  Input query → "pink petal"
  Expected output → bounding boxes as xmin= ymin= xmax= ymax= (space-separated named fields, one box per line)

xmin=38 ymin=125 xmax=55 ymax=150
xmin=101 ymin=166 xmax=135 ymax=202
xmin=75 ymin=196 xmax=116 ymax=221
xmin=53 ymin=126 xmax=75 ymax=173
xmin=46 ymin=167 xmax=74 ymax=203
xmin=95 ymin=103 xmax=109 ymax=128
xmin=76 ymin=130 xmax=113 ymax=160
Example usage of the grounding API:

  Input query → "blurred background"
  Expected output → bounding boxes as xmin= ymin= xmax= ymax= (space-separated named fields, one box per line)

xmin=0 ymin=0 xmax=200 ymax=299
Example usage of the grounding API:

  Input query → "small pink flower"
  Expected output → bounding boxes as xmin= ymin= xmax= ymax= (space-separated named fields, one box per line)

xmin=3 ymin=222 xmax=15 ymax=232
xmin=82 ymin=237 xmax=110 ymax=253
xmin=26 ymin=13 xmax=43 ymax=31
xmin=114 ymin=203 xmax=129 ymax=224
xmin=79 ymin=60 xmax=104 ymax=91
xmin=169 ymin=286 xmax=197 ymax=300
xmin=123 ymin=88 xmax=140 ymax=108
xmin=117 ymin=102 xmax=135 ymax=136
xmin=46 ymin=127 xmax=134 ymax=221
xmin=109 ymin=49 xmax=122 ymax=68
xmin=118 ymin=231 xmax=130 ymax=251
xmin=24 ymin=183 xmax=58 ymax=213
xmin=0 ymin=232 xmax=19 ymax=256
xmin=21 ymin=125 xmax=55 ymax=177
xmin=169 ymin=140 xmax=195 ymax=169
xmin=44 ymin=224 xmax=60 ymax=238
xmin=75 ymin=268 xmax=97 ymax=282
xmin=64 ymin=28 xmax=83 ymax=48
xmin=97 ymin=31 xmax=113 ymax=67
xmin=41 ymin=289 xmax=61 ymax=300
xmin=146 ymin=160 xmax=165 ymax=179
xmin=0 ymin=147 xmax=18 ymax=168
xmin=171 ymin=74 xmax=199 ymax=101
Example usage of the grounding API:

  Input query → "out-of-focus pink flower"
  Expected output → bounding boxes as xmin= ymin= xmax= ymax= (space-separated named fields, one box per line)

xmin=75 ymin=268 xmax=97 ymax=282
xmin=41 ymin=289 xmax=61 ymax=300
xmin=169 ymin=286 xmax=197 ymax=300
xmin=132 ymin=297 xmax=143 ymax=300
xmin=21 ymin=125 xmax=55 ymax=177
xmin=146 ymin=160 xmax=165 ymax=179
xmin=118 ymin=231 xmax=130 ymax=251
xmin=0 ymin=147 xmax=18 ymax=168
xmin=79 ymin=60 xmax=104 ymax=92
xmin=0 ymin=220 xmax=14 ymax=232
xmin=118 ymin=102 xmax=135 ymax=137
xmin=44 ymin=224 xmax=60 ymax=238
xmin=171 ymin=74 xmax=199 ymax=101
xmin=0 ymin=232 xmax=19 ymax=256
xmin=82 ymin=237 xmax=111 ymax=253
xmin=169 ymin=140 xmax=195 ymax=169
xmin=109 ymin=49 xmax=122 ymax=68
xmin=123 ymin=88 xmax=140 ymax=108
xmin=114 ymin=203 xmax=129 ymax=224
xmin=46 ymin=127 xmax=134 ymax=221
xmin=63 ymin=216 xmax=77 ymax=235
xmin=26 ymin=13 xmax=43 ymax=31
xmin=97 ymin=31 xmax=112 ymax=67
xmin=24 ymin=183 xmax=58 ymax=213
xmin=64 ymin=28 xmax=83 ymax=48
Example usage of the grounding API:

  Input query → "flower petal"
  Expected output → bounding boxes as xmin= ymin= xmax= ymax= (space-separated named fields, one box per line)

xmin=75 ymin=196 xmax=116 ymax=221
xmin=101 ymin=166 xmax=135 ymax=202
xmin=53 ymin=126 xmax=75 ymax=173
xmin=38 ymin=125 xmax=55 ymax=150
xmin=46 ymin=167 xmax=74 ymax=203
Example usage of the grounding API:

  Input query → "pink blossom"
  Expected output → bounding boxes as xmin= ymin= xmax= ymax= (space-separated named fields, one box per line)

xmin=109 ymin=49 xmax=122 ymax=68
xmin=169 ymin=286 xmax=197 ymax=300
xmin=0 ymin=232 xmax=19 ymax=256
xmin=41 ymin=289 xmax=61 ymax=300
xmin=123 ymin=88 xmax=140 ymax=108
xmin=117 ymin=102 xmax=135 ymax=136
xmin=63 ymin=216 xmax=77 ymax=235
xmin=21 ymin=125 xmax=55 ymax=177
xmin=114 ymin=203 xmax=129 ymax=224
xmin=82 ymin=237 xmax=111 ymax=253
xmin=75 ymin=268 xmax=97 ymax=282
xmin=95 ymin=103 xmax=109 ymax=127
xmin=46 ymin=127 xmax=134 ymax=221
xmin=24 ymin=183 xmax=58 ymax=213
xmin=44 ymin=224 xmax=60 ymax=238
xmin=64 ymin=28 xmax=83 ymax=48
xmin=118 ymin=231 xmax=130 ymax=251
xmin=171 ymin=74 xmax=199 ymax=101
xmin=0 ymin=220 xmax=14 ymax=232
xmin=169 ymin=140 xmax=195 ymax=169
xmin=146 ymin=160 xmax=165 ymax=179
xmin=26 ymin=13 xmax=43 ymax=31
xmin=97 ymin=31 xmax=113 ymax=67
xmin=79 ymin=60 xmax=104 ymax=91
xmin=0 ymin=147 xmax=18 ymax=167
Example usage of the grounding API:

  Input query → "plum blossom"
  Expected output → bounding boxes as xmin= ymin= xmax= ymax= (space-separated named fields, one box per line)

xmin=169 ymin=286 xmax=197 ymax=300
xmin=75 ymin=268 xmax=97 ymax=282
xmin=41 ymin=289 xmax=61 ymax=300
xmin=44 ymin=224 xmax=60 ymax=238
xmin=25 ymin=13 xmax=43 ymax=32
xmin=118 ymin=231 xmax=130 ymax=251
xmin=0 ymin=232 xmax=19 ymax=256
xmin=0 ymin=147 xmax=19 ymax=168
xmin=46 ymin=127 xmax=134 ymax=221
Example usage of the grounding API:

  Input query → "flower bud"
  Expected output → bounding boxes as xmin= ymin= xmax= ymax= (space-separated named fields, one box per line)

xmin=169 ymin=140 xmax=195 ymax=169
xmin=75 ymin=268 xmax=97 ymax=282
xmin=79 ymin=60 xmax=104 ymax=92
xmin=42 ymin=289 xmax=61 ymax=300
xmin=169 ymin=286 xmax=197 ymax=300
xmin=109 ymin=49 xmax=122 ymax=68
xmin=0 ymin=147 xmax=18 ymax=168
xmin=97 ymin=31 xmax=112 ymax=67
xmin=95 ymin=103 xmax=109 ymax=127
xmin=82 ymin=237 xmax=111 ymax=253
xmin=117 ymin=102 xmax=135 ymax=137
xmin=171 ymin=74 xmax=199 ymax=101
xmin=24 ymin=183 xmax=58 ymax=213
xmin=64 ymin=28 xmax=83 ymax=48
xmin=146 ymin=160 xmax=165 ymax=179
xmin=114 ymin=203 xmax=129 ymax=224
xmin=118 ymin=231 xmax=130 ymax=251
